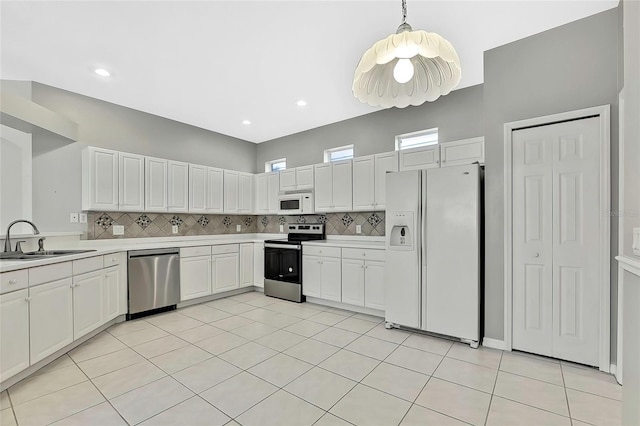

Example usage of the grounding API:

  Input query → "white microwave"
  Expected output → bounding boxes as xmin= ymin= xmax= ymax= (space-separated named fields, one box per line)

xmin=278 ymin=192 xmax=314 ymax=215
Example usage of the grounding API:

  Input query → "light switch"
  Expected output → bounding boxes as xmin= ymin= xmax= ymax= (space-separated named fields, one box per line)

xmin=112 ymin=225 xmax=124 ymax=235
xmin=356 ymin=225 xmax=362 ymax=234
xmin=236 ymin=224 xmax=241 ymax=232
xmin=79 ymin=213 xmax=87 ymax=223
xmin=280 ymin=225 xmax=284 ymax=232
xmin=172 ymin=225 xmax=179 ymax=234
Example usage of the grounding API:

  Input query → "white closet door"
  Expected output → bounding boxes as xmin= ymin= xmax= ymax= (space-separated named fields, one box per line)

xmin=551 ymin=117 xmax=601 ymax=366
xmin=512 ymin=127 xmax=554 ymax=357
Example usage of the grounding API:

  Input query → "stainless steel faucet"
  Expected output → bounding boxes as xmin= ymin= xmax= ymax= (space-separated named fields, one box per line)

xmin=3 ymin=220 xmax=40 ymax=253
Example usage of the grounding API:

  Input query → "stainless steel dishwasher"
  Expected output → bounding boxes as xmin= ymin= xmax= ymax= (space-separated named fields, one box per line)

xmin=128 ymin=248 xmax=180 ymax=317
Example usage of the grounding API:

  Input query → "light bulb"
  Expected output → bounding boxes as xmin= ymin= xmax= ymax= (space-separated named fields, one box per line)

xmin=94 ymin=68 xmax=111 ymax=77
xmin=393 ymin=58 xmax=414 ymax=84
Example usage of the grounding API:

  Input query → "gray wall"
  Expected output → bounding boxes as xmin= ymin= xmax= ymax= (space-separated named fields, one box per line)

xmin=28 ymin=82 xmax=256 ymax=232
xmin=256 ymin=85 xmax=484 ymax=169
xmin=483 ymin=7 xmax=621 ymax=347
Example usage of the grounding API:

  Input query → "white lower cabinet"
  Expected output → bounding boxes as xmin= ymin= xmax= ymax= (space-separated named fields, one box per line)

xmin=212 ymin=253 xmax=239 ymax=293
xmin=29 ymin=278 xmax=74 ymax=364
xmin=364 ymin=260 xmax=385 ymax=310
xmin=240 ymin=243 xmax=254 ymax=288
xmin=253 ymin=243 xmax=264 ymax=287
xmin=180 ymin=255 xmax=212 ymax=301
xmin=302 ymin=256 xmax=322 ymax=298
xmin=72 ymin=270 xmax=104 ymax=340
xmin=302 ymin=255 xmax=341 ymax=302
xmin=0 ymin=289 xmax=30 ymax=381
xmin=103 ymin=266 xmax=121 ymax=322
xmin=341 ymin=259 xmax=365 ymax=306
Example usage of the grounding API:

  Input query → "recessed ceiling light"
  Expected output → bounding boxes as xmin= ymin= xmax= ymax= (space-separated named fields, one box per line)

xmin=94 ymin=68 xmax=111 ymax=77
xmin=242 ymin=120 xmax=251 ymax=125
xmin=296 ymin=100 xmax=308 ymax=107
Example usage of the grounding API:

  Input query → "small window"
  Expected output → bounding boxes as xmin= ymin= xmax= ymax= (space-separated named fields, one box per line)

xmin=265 ymin=158 xmax=286 ymax=173
xmin=395 ymin=128 xmax=439 ymax=150
xmin=324 ymin=145 xmax=354 ymax=163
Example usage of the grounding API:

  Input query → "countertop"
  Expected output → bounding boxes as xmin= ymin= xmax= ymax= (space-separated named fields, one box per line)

xmin=303 ymin=238 xmax=385 ymax=250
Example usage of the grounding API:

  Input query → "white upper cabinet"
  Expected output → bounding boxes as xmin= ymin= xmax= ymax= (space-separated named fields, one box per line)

xmin=206 ymin=167 xmax=224 ymax=213
xmin=440 ymin=137 xmax=485 ymax=167
xmin=118 ymin=152 xmax=145 ymax=211
xmin=315 ymin=160 xmax=353 ymax=212
xmin=314 ymin=163 xmax=333 ymax=212
xmin=373 ymin=151 xmax=399 ymax=210
xmin=82 ymin=147 xmax=119 ymax=211
xmin=267 ymin=172 xmax=280 ymax=213
xmin=256 ymin=172 xmax=280 ymax=214
xmin=238 ymin=172 xmax=253 ymax=214
xmin=224 ymin=170 xmax=239 ymax=213
xmin=399 ymin=144 xmax=440 ymax=171
xmin=352 ymin=156 xmax=375 ymax=211
xmin=167 ymin=160 xmax=188 ymax=213
xmin=189 ymin=164 xmax=207 ymax=213
xmin=145 ymin=157 xmax=168 ymax=212
xmin=279 ymin=166 xmax=314 ymax=192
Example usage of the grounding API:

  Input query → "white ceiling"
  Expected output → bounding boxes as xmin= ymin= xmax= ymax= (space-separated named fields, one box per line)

xmin=1 ymin=1 xmax=617 ymax=143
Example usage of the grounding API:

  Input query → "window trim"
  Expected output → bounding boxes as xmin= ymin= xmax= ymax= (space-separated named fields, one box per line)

xmin=265 ymin=158 xmax=286 ymax=173
xmin=324 ymin=144 xmax=354 ymax=163
xmin=395 ymin=127 xmax=439 ymax=151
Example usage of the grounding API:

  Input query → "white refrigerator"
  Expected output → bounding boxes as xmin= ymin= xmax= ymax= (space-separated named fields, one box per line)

xmin=384 ymin=164 xmax=481 ymax=346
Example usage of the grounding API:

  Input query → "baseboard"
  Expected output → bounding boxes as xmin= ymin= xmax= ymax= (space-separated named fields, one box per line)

xmin=482 ymin=338 xmax=506 ymax=351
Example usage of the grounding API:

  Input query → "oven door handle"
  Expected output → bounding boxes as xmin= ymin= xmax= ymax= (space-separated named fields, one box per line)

xmin=264 ymin=243 xmax=301 ymax=250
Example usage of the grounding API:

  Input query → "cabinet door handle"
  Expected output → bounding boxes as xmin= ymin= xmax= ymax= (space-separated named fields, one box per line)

xmin=8 ymin=279 xmax=17 ymax=285
xmin=25 ymin=297 xmax=31 ymax=302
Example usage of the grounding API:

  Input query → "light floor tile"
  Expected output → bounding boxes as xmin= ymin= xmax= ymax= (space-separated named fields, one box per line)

xmin=9 ymin=364 xmax=87 ymax=405
xmin=218 ymin=342 xmax=278 ymax=370
xmin=312 ymin=327 xmax=361 ymax=347
xmin=261 ymin=313 xmax=300 ymax=328
xmin=362 ymin=362 xmax=429 ymax=402
xmin=150 ymin=345 xmax=213 ymax=374
xmin=51 ymin=402 xmax=127 ymax=426
xmin=211 ymin=315 xmax=255 ymax=331
xmin=245 ymin=297 xmax=279 ymax=308
xmin=330 ymin=384 xmax=411 ymax=426
xmin=107 ymin=318 xmax=153 ymax=337
xmin=231 ymin=322 xmax=278 ymax=340
xmin=284 ymin=367 xmax=356 ymax=411
xmin=365 ymin=324 xmax=412 ymax=344
xmin=110 ymin=376 xmax=193 ymax=425
xmin=195 ymin=331 xmax=248 ymax=355
xmin=132 ymin=335 xmax=189 ymax=358
xmin=352 ymin=313 xmax=383 ymax=323
xmin=308 ymin=311 xmax=349 ymax=326
xmin=148 ymin=315 xmax=204 ymax=334
xmin=140 ymin=396 xmax=230 ymax=426
xmin=325 ymin=307 xmax=356 ymax=317
xmin=493 ymin=371 xmax=568 ymax=417
xmin=284 ymin=338 xmax=340 ymax=365
xmin=177 ymin=324 xmax=226 ymax=344
xmin=200 ymin=372 xmax=277 ymax=418
xmin=228 ymin=291 xmax=263 ymax=302
xmin=248 ymin=353 xmax=313 ymax=387
xmin=486 ymin=396 xmax=571 ymax=426
xmin=415 ymin=378 xmax=491 ymax=425
xmin=314 ymin=413 xmax=352 ymax=426
xmin=566 ymin=388 xmax=622 ymax=426
xmin=91 ymin=360 xmax=166 ymax=399
xmin=33 ymin=354 xmax=75 ymax=376
xmin=236 ymin=390 xmax=324 ymax=426
xmin=68 ymin=332 xmax=128 ymax=363
xmin=284 ymin=319 xmax=329 ymax=337
xmin=172 ymin=357 xmax=241 ymax=393
xmin=239 ymin=308 xmax=280 ymax=323
xmin=500 ymin=352 xmax=564 ymax=386
xmin=562 ymin=364 xmax=622 ymax=401
xmin=345 ymin=335 xmax=399 ymax=360
xmin=77 ymin=347 xmax=145 ymax=379
xmin=216 ymin=303 xmax=257 ymax=315
xmin=319 ymin=350 xmax=380 ymax=382
xmin=334 ymin=317 xmax=378 ymax=334
xmin=385 ymin=345 xmax=444 ymax=375
xmin=433 ymin=357 xmax=498 ymax=393
xmin=13 ymin=381 xmax=104 ymax=426
xmin=0 ymin=408 xmax=16 ymax=426
xmin=400 ymin=404 xmax=468 ymax=426
xmin=179 ymin=305 xmax=231 ymax=323
xmin=402 ymin=333 xmax=454 ymax=356
xmin=255 ymin=329 xmax=306 ymax=351
xmin=206 ymin=298 xmax=240 ymax=309
xmin=115 ymin=326 xmax=170 ymax=347
xmin=447 ymin=342 xmax=502 ymax=369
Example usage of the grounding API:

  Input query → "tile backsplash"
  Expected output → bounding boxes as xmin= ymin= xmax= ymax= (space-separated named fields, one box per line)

xmin=86 ymin=211 xmax=384 ymax=239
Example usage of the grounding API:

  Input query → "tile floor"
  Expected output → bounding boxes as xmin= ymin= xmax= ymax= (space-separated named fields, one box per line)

xmin=1 ymin=291 xmax=622 ymax=426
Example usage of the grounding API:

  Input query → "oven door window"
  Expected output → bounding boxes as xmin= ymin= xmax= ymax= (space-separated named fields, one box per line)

xmin=280 ymin=199 xmax=300 ymax=211
xmin=264 ymin=247 xmax=301 ymax=284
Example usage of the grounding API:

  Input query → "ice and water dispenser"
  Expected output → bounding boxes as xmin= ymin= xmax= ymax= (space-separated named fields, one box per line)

xmin=388 ymin=211 xmax=414 ymax=250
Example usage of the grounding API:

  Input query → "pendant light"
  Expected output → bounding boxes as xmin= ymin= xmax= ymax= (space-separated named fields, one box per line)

xmin=352 ymin=0 xmax=461 ymax=108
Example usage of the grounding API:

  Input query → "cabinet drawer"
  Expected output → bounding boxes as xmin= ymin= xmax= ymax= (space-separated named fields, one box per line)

xmin=211 ymin=244 xmax=239 ymax=255
xmin=181 ymin=246 xmax=211 ymax=258
xmin=303 ymin=245 xmax=341 ymax=258
xmin=73 ymin=256 xmax=104 ymax=275
xmin=103 ymin=253 xmax=122 ymax=267
xmin=342 ymin=248 xmax=385 ymax=262
xmin=0 ymin=270 xmax=29 ymax=294
xmin=29 ymin=262 xmax=73 ymax=286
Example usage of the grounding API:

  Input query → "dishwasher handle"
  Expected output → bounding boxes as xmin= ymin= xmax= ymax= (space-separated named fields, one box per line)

xmin=128 ymin=248 xmax=180 ymax=258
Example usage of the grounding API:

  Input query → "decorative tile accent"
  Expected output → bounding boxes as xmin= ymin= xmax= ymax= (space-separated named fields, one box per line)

xmin=135 ymin=214 xmax=152 ymax=229
xmin=296 ymin=216 xmax=306 ymax=224
xmin=341 ymin=213 xmax=354 ymax=227
xmin=244 ymin=217 xmax=254 ymax=227
xmin=222 ymin=216 xmax=232 ymax=227
xmin=197 ymin=216 xmax=209 ymax=227
xmin=170 ymin=215 xmax=184 ymax=227
xmin=278 ymin=216 xmax=287 ymax=225
xmin=367 ymin=212 xmax=382 ymax=228
xmin=96 ymin=213 xmax=114 ymax=230
xmin=261 ymin=216 xmax=270 ymax=226
xmin=317 ymin=215 xmax=328 ymax=224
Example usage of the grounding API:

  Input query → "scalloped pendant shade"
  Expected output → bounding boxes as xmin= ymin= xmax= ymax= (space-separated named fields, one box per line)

xmin=352 ymin=1 xmax=461 ymax=108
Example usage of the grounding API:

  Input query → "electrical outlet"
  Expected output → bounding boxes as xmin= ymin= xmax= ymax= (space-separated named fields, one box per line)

xmin=79 ymin=213 xmax=87 ymax=223
xmin=236 ymin=224 xmax=241 ymax=232
xmin=112 ymin=225 xmax=124 ymax=235
xmin=172 ymin=225 xmax=179 ymax=234
xmin=70 ymin=213 xmax=79 ymax=223
xmin=356 ymin=225 xmax=362 ymax=234
xmin=280 ymin=224 xmax=284 ymax=232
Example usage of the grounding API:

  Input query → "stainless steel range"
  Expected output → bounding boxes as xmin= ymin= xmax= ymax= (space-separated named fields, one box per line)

xmin=264 ymin=224 xmax=325 ymax=302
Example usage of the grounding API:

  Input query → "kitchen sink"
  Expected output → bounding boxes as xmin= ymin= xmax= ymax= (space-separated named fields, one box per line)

xmin=0 ymin=249 xmax=96 ymax=260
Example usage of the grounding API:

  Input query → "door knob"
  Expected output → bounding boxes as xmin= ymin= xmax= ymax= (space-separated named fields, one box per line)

xmin=533 ymin=253 xmax=540 ymax=258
